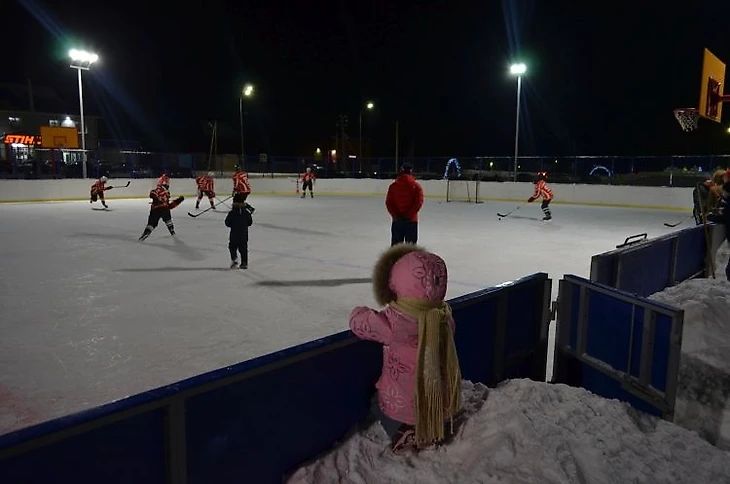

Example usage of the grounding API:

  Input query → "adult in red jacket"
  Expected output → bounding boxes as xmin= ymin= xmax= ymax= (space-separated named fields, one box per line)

xmin=385 ymin=164 xmax=424 ymax=246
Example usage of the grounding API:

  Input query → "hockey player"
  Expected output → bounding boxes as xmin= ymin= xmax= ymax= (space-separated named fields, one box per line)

xmin=225 ymin=193 xmax=253 ymax=269
xmin=301 ymin=166 xmax=316 ymax=198
xmin=527 ymin=171 xmax=554 ymax=221
xmin=139 ymin=183 xmax=184 ymax=241
xmin=90 ymin=176 xmax=112 ymax=208
xmin=232 ymin=166 xmax=255 ymax=213
xmin=157 ymin=173 xmax=170 ymax=187
xmin=195 ymin=172 xmax=216 ymax=210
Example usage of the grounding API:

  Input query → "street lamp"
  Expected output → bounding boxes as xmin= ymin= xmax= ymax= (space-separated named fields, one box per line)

xmin=239 ymin=83 xmax=254 ymax=168
xmin=359 ymin=101 xmax=375 ymax=172
xmin=69 ymin=49 xmax=98 ymax=179
xmin=509 ymin=62 xmax=527 ymax=182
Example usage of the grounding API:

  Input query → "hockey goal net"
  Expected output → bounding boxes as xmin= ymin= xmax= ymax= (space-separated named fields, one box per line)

xmin=445 ymin=178 xmax=482 ymax=203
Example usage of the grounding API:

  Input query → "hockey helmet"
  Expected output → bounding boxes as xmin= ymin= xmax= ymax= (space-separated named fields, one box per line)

xmin=535 ymin=171 xmax=547 ymax=182
xmin=306 ymin=166 xmax=312 ymax=172
xmin=100 ymin=176 xmax=108 ymax=182
xmin=208 ymin=171 xmax=214 ymax=177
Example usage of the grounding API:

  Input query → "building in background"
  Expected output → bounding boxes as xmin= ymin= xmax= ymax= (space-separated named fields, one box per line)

xmin=0 ymin=82 xmax=101 ymax=177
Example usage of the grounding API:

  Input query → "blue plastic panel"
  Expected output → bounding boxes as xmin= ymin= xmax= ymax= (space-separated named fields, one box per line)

xmin=0 ymin=408 xmax=167 ymax=484
xmin=616 ymin=239 xmax=674 ymax=297
xmin=185 ymin=338 xmax=381 ymax=484
xmin=584 ymin=289 xmax=633 ymax=373
xmin=555 ymin=275 xmax=683 ymax=419
xmin=674 ymin=227 xmax=706 ymax=282
xmin=452 ymin=298 xmax=497 ymax=385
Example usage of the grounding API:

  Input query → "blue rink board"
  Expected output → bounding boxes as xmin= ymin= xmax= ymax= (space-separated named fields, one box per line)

xmin=0 ymin=273 xmax=551 ymax=484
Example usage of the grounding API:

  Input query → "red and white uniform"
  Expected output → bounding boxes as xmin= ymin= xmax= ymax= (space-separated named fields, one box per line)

xmin=301 ymin=171 xmax=316 ymax=183
xmin=532 ymin=180 xmax=554 ymax=201
xmin=232 ymin=171 xmax=251 ymax=194
xmin=196 ymin=175 xmax=215 ymax=196
xmin=90 ymin=179 xmax=110 ymax=196
xmin=157 ymin=174 xmax=170 ymax=187
xmin=150 ymin=185 xmax=172 ymax=209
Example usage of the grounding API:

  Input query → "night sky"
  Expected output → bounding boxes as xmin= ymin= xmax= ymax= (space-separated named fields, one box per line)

xmin=6 ymin=0 xmax=730 ymax=157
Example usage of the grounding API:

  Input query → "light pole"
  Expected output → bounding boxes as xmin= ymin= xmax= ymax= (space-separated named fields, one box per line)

xmin=509 ymin=62 xmax=526 ymax=182
xmin=239 ymin=83 xmax=254 ymax=168
xmin=69 ymin=49 xmax=98 ymax=179
xmin=359 ymin=101 xmax=374 ymax=172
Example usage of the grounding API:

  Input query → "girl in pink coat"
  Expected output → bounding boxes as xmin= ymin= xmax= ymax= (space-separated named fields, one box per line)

xmin=350 ymin=244 xmax=462 ymax=452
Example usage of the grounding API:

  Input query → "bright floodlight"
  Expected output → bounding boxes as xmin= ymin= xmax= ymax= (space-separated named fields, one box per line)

xmin=366 ymin=101 xmax=374 ymax=110
xmin=69 ymin=49 xmax=98 ymax=64
xmin=243 ymin=84 xmax=254 ymax=97
xmin=510 ymin=63 xmax=527 ymax=75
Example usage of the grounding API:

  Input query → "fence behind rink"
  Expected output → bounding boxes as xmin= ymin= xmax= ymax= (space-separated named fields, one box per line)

xmin=0 ymin=273 xmax=552 ymax=484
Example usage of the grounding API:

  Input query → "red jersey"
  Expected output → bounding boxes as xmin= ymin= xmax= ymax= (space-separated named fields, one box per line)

xmin=532 ymin=180 xmax=554 ymax=201
xmin=157 ymin=174 xmax=170 ymax=186
xmin=196 ymin=175 xmax=214 ymax=192
xmin=149 ymin=186 xmax=171 ymax=209
xmin=232 ymin=172 xmax=251 ymax=194
xmin=301 ymin=171 xmax=316 ymax=182
xmin=90 ymin=179 xmax=109 ymax=195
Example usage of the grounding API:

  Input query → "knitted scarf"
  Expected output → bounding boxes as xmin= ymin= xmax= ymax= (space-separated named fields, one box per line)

xmin=390 ymin=297 xmax=462 ymax=446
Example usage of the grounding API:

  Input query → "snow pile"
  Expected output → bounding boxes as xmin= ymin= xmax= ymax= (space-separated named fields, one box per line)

xmin=286 ymin=380 xmax=730 ymax=484
xmin=649 ymin=277 xmax=730 ymax=449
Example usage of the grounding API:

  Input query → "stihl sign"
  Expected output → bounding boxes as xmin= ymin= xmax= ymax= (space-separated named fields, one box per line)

xmin=3 ymin=134 xmax=41 ymax=145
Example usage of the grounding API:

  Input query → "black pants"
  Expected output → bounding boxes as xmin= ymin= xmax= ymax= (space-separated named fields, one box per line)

xmin=541 ymin=199 xmax=552 ymax=219
xmin=391 ymin=219 xmax=418 ymax=246
xmin=302 ymin=180 xmax=313 ymax=192
xmin=147 ymin=208 xmax=172 ymax=228
xmin=229 ymin=237 xmax=248 ymax=264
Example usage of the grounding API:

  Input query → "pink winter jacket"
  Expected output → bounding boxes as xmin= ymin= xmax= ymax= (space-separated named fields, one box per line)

xmin=349 ymin=305 xmax=455 ymax=425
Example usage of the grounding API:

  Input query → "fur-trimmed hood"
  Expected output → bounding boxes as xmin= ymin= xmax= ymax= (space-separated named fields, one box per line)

xmin=372 ymin=244 xmax=448 ymax=306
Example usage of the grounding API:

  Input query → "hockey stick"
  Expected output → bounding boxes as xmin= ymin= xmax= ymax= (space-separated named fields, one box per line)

xmin=109 ymin=181 xmax=131 ymax=189
xmin=187 ymin=195 xmax=232 ymax=218
xmin=497 ymin=204 xmax=524 ymax=218
xmin=215 ymin=196 xmax=231 ymax=209
xmin=663 ymin=214 xmax=695 ymax=228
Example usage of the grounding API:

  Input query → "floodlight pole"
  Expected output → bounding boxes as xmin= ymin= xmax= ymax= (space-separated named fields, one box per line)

xmin=69 ymin=49 xmax=97 ymax=179
xmin=70 ymin=65 xmax=89 ymax=179
xmin=239 ymin=95 xmax=245 ymax=169
xmin=513 ymin=74 xmax=522 ymax=183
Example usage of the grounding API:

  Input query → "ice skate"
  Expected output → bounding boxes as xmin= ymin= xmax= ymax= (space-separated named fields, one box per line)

xmin=301 ymin=193 xmax=306 ymax=199
xmin=310 ymin=193 xmax=314 ymax=198
xmin=230 ymin=259 xmax=239 ymax=269
xmin=139 ymin=232 xmax=151 ymax=241
xmin=240 ymin=263 xmax=248 ymax=270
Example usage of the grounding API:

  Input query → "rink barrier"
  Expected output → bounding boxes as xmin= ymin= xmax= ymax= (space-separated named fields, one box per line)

xmin=589 ymin=225 xmax=708 ymax=297
xmin=0 ymin=273 xmax=551 ymax=484
xmin=0 ymin=178 xmax=695 ymax=210
xmin=553 ymin=275 xmax=684 ymax=419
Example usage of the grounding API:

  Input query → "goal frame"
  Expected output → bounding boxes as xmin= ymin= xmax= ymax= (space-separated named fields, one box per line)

xmin=445 ymin=178 xmax=482 ymax=204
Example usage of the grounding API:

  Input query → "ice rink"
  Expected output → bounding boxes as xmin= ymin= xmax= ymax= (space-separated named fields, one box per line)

xmin=0 ymin=194 xmax=685 ymax=435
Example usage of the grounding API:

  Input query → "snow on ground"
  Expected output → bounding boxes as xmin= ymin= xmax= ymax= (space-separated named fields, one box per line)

xmin=0 ymin=195 xmax=681 ymax=435
xmin=649 ymin=277 xmax=730 ymax=450
xmin=287 ymin=379 xmax=730 ymax=484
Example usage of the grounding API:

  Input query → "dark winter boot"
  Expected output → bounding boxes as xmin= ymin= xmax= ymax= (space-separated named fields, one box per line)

xmin=301 ymin=193 xmax=306 ymax=198
xmin=230 ymin=259 xmax=239 ymax=269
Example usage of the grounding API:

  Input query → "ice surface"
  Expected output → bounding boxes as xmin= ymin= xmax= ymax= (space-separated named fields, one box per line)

xmin=649 ymin=277 xmax=730 ymax=449
xmin=287 ymin=379 xmax=730 ymax=484
xmin=0 ymin=196 xmax=682 ymax=435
